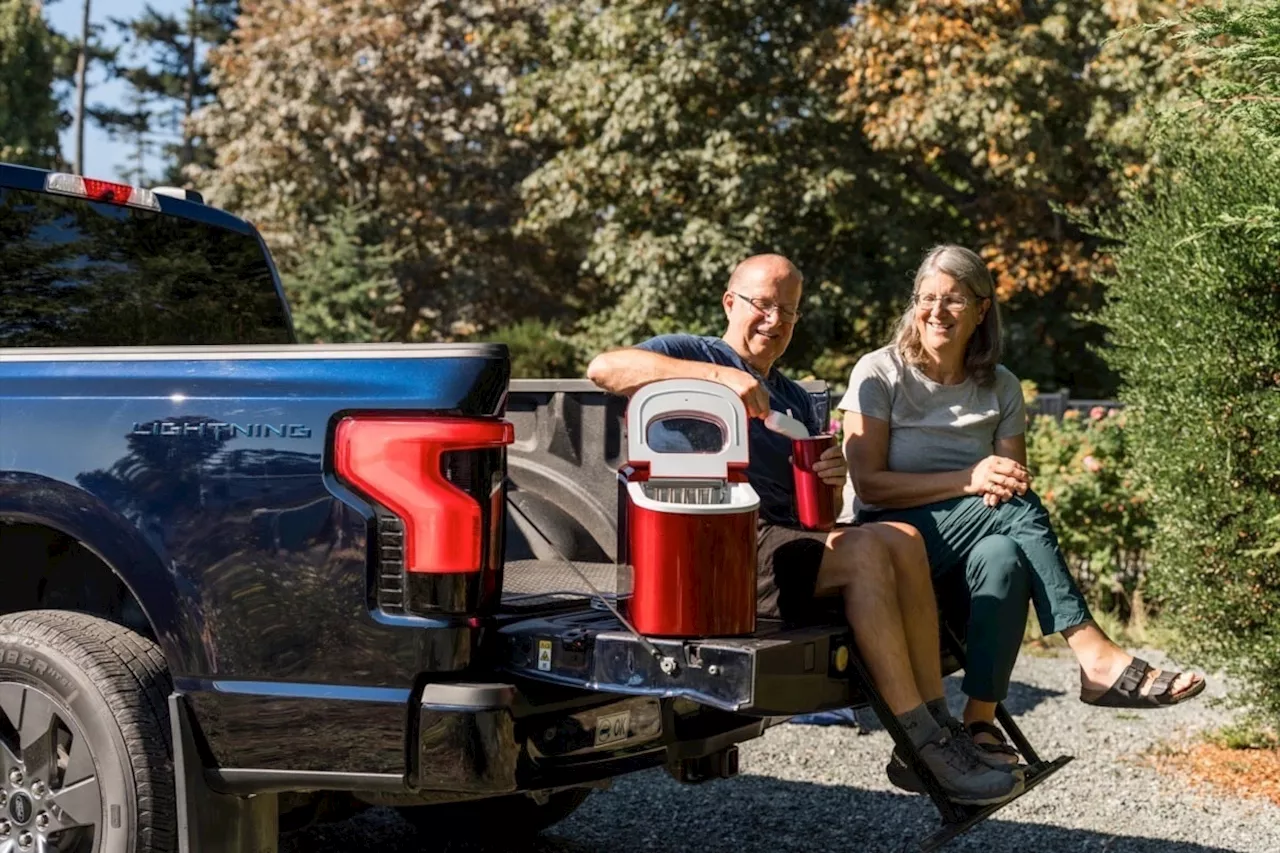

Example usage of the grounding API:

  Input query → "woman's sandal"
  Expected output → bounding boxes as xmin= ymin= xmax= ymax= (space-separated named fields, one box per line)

xmin=1079 ymin=657 xmax=1207 ymax=708
xmin=965 ymin=720 xmax=1021 ymax=766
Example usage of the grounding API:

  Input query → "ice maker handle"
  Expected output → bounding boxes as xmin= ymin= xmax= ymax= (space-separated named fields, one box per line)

xmin=625 ymin=379 xmax=751 ymax=478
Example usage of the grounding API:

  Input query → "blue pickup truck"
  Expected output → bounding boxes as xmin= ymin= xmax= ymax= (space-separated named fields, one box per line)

xmin=0 ymin=163 xmax=883 ymax=853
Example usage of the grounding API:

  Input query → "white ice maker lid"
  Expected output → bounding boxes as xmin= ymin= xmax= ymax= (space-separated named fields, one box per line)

xmin=626 ymin=379 xmax=749 ymax=478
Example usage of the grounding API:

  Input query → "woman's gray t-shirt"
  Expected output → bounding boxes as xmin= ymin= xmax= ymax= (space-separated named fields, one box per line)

xmin=836 ymin=345 xmax=1026 ymax=518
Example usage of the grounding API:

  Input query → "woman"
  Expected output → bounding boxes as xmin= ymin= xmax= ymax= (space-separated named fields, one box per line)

xmin=839 ymin=244 xmax=1205 ymax=765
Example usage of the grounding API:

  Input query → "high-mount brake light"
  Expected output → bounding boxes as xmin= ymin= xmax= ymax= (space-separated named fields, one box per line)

xmin=44 ymin=173 xmax=161 ymax=211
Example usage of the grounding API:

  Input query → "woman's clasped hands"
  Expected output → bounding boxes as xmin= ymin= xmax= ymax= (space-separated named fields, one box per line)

xmin=966 ymin=455 xmax=1032 ymax=508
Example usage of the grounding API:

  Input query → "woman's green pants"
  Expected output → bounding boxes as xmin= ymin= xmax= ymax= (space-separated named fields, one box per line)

xmin=859 ymin=491 xmax=1092 ymax=702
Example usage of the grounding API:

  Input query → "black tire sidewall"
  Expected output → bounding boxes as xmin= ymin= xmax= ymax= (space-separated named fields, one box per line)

xmin=0 ymin=631 xmax=137 ymax=853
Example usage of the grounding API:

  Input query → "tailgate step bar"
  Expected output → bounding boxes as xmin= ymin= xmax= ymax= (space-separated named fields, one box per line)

xmin=498 ymin=610 xmax=859 ymax=716
xmin=919 ymin=755 xmax=1073 ymax=852
xmin=844 ymin=625 xmax=1072 ymax=851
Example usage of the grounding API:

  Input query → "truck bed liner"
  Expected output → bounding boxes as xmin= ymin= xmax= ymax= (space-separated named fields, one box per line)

xmin=501 ymin=558 xmax=619 ymax=611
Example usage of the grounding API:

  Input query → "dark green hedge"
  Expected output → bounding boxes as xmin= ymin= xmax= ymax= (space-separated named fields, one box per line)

xmin=1098 ymin=135 xmax=1280 ymax=720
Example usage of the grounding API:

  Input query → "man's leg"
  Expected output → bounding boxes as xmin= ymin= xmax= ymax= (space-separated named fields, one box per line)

xmin=858 ymin=521 xmax=945 ymax=704
xmin=812 ymin=526 xmax=1023 ymax=804
xmin=813 ymin=527 xmax=922 ymax=714
xmin=854 ymin=503 xmax=1032 ymax=770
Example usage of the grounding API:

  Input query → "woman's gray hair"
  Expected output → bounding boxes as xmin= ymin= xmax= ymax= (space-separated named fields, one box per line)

xmin=893 ymin=244 xmax=1003 ymax=386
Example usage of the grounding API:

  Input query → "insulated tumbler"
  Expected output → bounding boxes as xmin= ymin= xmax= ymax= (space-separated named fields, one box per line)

xmin=791 ymin=434 xmax=837 ymax=531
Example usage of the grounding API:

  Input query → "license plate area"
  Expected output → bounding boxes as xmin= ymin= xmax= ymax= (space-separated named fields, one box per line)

xmin=594 ymin=711 xmax=631 ymax=747
xmin=526 ymin=696 xmax=661 ymax=760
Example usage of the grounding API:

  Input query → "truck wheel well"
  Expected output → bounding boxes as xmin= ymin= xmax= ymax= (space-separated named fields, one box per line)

xmin=0 ymin=521 xmax=157 ymax=643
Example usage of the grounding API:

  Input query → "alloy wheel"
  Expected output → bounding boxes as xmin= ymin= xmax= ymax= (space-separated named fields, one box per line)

xmin=0 ymin=684 xmax=100 ymax=853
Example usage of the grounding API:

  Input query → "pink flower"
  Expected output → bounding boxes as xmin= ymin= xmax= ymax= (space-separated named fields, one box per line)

xmin=1082 ymin=455 xmax=1103 ymax=473
xmin=1090 ymin=406 xmax=1107 ymax=421
xmin=829 ymin=418 xmax=840 ymax=435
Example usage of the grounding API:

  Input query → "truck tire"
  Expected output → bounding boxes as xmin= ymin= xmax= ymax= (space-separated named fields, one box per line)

xmin=0 ymin=611 xmax=175 ymax=853
xmin=396 ymin=787 xmax=590 ymax=838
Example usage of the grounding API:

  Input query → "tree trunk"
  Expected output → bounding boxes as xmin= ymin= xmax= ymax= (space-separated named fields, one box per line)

xmin=73 ymin=0 xmax=91 ymax=175
xmin=182 ymin=0 xmax=198 ymax=170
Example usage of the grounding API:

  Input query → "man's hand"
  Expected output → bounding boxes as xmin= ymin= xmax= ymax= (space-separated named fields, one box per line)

xmin=812 ymin=443 xmax=848 ymax=488
xmin=711 ymin=366 xmax=771 ymax=419
xmin=966 ymin=454 xmax=1031 ymax=506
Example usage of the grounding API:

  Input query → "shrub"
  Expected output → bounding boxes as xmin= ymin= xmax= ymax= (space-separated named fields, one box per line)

xmin=1095 ymin=132 xmax=1280 ymax=720
xmin=480 ymin=318 xmax=582 ymax=378
xmin=1025 ymin=406 xmax=1154 ymax=620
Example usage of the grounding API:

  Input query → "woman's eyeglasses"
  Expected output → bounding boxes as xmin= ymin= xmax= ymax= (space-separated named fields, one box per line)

xmin=733 ymin=292 xmax=801 ymax=323
xmin=913 ymin=293 xmax=982 ymax=313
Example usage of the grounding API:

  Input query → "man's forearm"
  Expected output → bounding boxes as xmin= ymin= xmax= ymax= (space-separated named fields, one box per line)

xmin=586 ymin=348 xmax=722 ymax=397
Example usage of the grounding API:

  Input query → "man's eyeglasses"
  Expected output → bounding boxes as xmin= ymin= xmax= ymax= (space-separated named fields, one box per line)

xmin=913 ymin=293 xmax=982 ymax=314
xmin=733 ymin=292 xmax=801 ymax=324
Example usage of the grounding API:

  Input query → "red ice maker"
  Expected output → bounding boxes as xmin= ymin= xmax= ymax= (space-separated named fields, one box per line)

xmin=622 ymin=379 xmax=760 ymax=637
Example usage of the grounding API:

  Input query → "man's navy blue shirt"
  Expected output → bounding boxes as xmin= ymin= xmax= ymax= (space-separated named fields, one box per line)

xmin=634 ymin=334 xmax=824 ymax=526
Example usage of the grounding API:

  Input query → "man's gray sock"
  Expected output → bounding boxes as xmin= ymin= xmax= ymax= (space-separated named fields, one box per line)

xmin=896 ymin=703 xmax=942 ymax=749
xmin=926 ymin=697 xmax=958 ymax=728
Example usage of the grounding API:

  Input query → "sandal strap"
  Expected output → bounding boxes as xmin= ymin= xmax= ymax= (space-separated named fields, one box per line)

xmin=965 ymin=721 xmax=1020 ymax=757
xmin=965 ymin=720 xmax=1009 ymax=745
xmin=1116 ymin=658 xmax=1153 ymax=695
xmin=1149 ymin=670 xmax=1179 ymax=701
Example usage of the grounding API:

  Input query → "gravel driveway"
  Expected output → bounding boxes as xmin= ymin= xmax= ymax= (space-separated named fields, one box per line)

xmin=281 ymin=647 xmax=1280 ymax=853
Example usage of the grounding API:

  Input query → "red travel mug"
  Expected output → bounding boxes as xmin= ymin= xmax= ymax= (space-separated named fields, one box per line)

xmin=792 ymin=434 xmax=837 ymax=531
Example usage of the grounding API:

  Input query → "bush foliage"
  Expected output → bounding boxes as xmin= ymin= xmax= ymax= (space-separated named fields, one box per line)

xmin=1024 ymin=406 xmax=1154 ymax=621
xmin=480 ymin=319 xmax=582 ymax=379
xmin=1094 ymin=3 xmax=1280 ymax=720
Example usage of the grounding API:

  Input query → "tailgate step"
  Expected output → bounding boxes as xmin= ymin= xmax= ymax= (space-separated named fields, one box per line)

xmin=919 ymin=756 xmax=1073 ymax=852
xmin=498 ymin=610 xmax=859 ymax=716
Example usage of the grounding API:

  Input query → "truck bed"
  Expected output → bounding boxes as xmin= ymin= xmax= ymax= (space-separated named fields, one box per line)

xmin=501 ymin=558 xmax=619 ymax=611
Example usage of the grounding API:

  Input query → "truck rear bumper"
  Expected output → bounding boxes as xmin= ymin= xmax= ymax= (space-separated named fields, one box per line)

xmin=496 ymin=609 xmax=861 ymax=716
xmin=412 ymin=680 xmax=764 ymax=796
xmin=414 ymin=683 xmax=664 ymax=794
xmin=404 ymin=608 xmax=861 ymax=795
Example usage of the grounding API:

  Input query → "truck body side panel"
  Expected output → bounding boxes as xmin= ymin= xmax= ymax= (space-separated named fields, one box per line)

xmin=0 ymin=346 xmax=507 ymax=773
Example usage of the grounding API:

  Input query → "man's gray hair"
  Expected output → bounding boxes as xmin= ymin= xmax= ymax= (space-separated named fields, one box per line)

xmin=893 ymin=244 xmax=1003 ymax=387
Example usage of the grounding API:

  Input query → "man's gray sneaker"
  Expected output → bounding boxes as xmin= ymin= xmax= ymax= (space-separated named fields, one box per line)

xmin=885 ymin=731 xmax=1024 ymax=806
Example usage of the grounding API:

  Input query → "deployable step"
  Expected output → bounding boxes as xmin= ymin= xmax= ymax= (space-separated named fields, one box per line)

xmin=918 ymin=755 xmax=1074 ymax=852
xmin=842 ymin=626 xmax=1073 ymax=852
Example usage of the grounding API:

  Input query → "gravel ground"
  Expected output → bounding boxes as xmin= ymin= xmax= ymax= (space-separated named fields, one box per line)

xmin=281 ymin=647 xmax=1280 ymax=853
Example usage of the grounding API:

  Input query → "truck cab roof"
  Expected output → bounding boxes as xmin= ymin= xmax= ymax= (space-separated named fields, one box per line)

xmin=0 ymin=161 xmax=259 ymax=237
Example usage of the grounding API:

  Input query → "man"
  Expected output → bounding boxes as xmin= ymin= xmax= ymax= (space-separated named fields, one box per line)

xmin=587 ymin=254 xmax=1022 ymax=805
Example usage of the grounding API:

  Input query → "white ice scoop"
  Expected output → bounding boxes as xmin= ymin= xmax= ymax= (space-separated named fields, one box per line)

xmin=763 ymin=409 xmax=810 ymax=440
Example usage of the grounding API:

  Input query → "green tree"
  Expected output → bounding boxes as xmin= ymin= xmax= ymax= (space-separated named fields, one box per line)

xmin=0 ymin=0 xmax=65 ymax=167
xmin=104 ymin=0 xmax=238 ymax=185
xmin=831 ymin=0 xmax=1200 ymax=397
xmin=99 ymin=87 xmax=158 ymax=186
xmin=280 ymin=204 xmax=403 ymax=344
xmin=192 ymin=0 xmax=571 ymax=343
xmin=506 ymin=0 xmax=951 ymax=377
xmin=1097 ymin=1 xmax=1280 ymax=721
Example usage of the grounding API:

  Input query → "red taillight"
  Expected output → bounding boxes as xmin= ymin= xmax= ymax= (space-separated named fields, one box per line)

xmin=83 ymin=178 xmax=131 ymax=204
xmin=334 ymin=417 xmax=514 ymax=575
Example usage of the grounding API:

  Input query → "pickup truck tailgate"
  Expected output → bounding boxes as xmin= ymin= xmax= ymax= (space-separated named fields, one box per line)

xmin=497 ymin=608 xmax=861 ymax=716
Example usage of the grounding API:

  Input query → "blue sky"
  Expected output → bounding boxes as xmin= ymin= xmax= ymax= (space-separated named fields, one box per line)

xmin=44 ymin=0 xmax=187 ymax=182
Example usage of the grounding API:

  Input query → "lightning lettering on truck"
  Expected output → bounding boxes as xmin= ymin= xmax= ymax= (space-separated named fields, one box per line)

xmin=130 ymin=421 xmax=312 ymax=439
